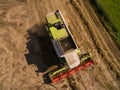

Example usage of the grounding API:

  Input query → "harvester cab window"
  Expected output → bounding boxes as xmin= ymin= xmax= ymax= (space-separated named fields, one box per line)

xmin=54 ymin=22 xmax=63 ymax=30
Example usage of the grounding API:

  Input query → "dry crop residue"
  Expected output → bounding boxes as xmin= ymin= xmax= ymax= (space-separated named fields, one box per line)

xmin=0 ymin=0 xmax=120 ymax=90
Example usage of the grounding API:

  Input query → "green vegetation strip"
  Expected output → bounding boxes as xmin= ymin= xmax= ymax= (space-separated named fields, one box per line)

xmin=90 ymin=0 xmax=120 ymax=48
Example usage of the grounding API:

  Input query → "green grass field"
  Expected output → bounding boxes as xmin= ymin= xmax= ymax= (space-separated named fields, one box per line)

xmin=90 ymin=0 xmax=120 ymax=47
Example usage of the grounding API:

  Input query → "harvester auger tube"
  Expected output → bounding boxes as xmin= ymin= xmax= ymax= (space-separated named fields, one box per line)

xmin=44 ymin=10 xmax=94 ymax=83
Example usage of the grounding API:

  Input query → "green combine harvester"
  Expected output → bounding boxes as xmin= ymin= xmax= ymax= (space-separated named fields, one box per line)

xmin=44 ymin=10 xmax=93 ymax=83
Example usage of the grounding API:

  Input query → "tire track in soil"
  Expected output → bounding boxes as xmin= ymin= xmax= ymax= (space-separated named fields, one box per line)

xmin=70 ymin=0 xmax=120 ymax=89
xmin=83 ymin=0 xmax=120 ymax=73
xmin=81 ymin=0 xmax=120 ymax=78
xmin=63 ymin=1 xmax=106 ymax=90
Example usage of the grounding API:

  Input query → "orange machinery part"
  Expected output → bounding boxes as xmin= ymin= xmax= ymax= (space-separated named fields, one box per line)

xmin=52 ymin=60 xmax=93 ymax=83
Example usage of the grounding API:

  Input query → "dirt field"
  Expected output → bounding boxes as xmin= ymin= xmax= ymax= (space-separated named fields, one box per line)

xmin=0 ymin=0 xmax=120 ymax=90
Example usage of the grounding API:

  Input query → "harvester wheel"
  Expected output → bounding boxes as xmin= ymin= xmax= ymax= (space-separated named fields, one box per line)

xmin=43 ymin=73 xmax=51 ymax=84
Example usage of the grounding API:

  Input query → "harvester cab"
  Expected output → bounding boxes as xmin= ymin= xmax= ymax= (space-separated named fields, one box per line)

xmin=44 ymin=10 xmax=93 ymax=84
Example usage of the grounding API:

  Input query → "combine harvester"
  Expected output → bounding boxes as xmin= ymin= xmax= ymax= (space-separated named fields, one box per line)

xmin=44 ymin=10 xmax=93 ymax=83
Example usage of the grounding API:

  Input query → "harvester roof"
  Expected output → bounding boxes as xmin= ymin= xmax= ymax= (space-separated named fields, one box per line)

xmin=46 ymin=13 xmax=60 ymax=25
xmin=50 ymin=27 xmax=68 ymax=40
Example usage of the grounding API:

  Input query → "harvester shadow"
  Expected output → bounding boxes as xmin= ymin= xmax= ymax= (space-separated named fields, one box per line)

xmin=25 ymin=24 xmax=59 ymax=73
